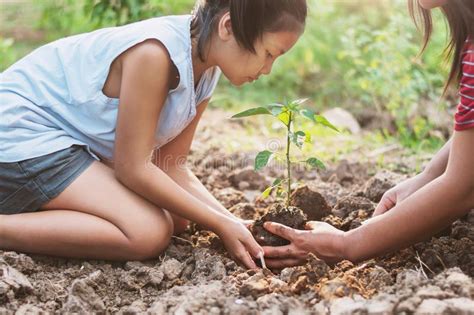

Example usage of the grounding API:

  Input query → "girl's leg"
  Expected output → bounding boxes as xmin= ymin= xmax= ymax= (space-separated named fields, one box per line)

xmin=0 ymin=161 xmax=173 ymax=261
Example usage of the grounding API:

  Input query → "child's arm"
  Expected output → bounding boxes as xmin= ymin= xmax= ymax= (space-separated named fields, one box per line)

xmin=262 ymin=129 xmax=473 ymax=266
xmin=347 ymin=128 xmax=474 ymax=261
xmin=153 ymin=100 xmax=240 ymax=223
xmin=374 ymin=138 xmax=452 ymax=215
xmin=113 ymin=40 xmax=262 ymax=268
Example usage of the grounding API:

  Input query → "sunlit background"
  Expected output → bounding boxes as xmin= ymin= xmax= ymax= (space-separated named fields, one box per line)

xmin=1 ymin=0 xmax=454 ymax=151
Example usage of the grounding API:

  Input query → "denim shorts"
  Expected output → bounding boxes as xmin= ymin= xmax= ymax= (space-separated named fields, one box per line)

xmin=0 ymin=145 xmax=96 ymax=214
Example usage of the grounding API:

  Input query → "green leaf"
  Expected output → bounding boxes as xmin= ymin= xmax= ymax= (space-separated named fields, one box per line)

xmin=255 ymin=150 xmax=273 ymax=171
xmin=291 ymin=98 xmax=309 ymax=106
xmin=261 ymin=186 xmax=273 ymax=199
xmin=306 ymin=157 xmax=326 ymax=170
xmin=269 ymin=106 xmax=284 ymax=116
xmin=272 ymin=178 xmax=283 ymax=187
xmin=290 ymin=131 xmax=306 ymax=149
xmin=277 ymin=111 xmax=291 ymax=126
xmin=300 ymin=108 xmax=317 ymax=123
xmin=315 ymin=115 xmax=340 ymax=132
xmin=231 ymin=107 xmax=271 ymax=118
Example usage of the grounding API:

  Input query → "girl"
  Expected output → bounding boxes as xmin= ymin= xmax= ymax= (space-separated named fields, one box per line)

xmin=262 ymin=0 xmax=474 ymax=267
xmin=0 ymin=0 xmax=307 ymax=269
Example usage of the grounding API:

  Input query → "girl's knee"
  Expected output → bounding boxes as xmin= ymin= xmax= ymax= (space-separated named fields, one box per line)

xmin=126 ymin=210 xmax=174 ymax=260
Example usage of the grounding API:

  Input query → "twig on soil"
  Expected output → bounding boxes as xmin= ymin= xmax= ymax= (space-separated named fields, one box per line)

xmin=415 ymin=251 xmax=434 ymax=278
xmin=434 ymin=253 xmax=447 ymax=270
xmin=171 ymin=235 xmax=195 ymax=247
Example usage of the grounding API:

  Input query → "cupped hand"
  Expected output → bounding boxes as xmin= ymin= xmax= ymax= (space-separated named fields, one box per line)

xmin=373 ymin=175 xmax=427 ymax=217
xmin=216 ymin=218 xmax=263 ymax=269
xmin=262 ymin=221 xmax=346 ymax=269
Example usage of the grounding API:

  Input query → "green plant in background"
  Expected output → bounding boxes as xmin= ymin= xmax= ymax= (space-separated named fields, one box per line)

xmin=0 ymin=37 xmax=16 ymax=71
xmin=232 ymin=99 xmax=338 ymax=208
xmin=84 ymin=0 xmax=194 ymax=27
xmin=3 ymin=0 xmax=451 ymax=153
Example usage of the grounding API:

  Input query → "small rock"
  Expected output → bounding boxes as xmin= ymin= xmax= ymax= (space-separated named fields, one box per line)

xmin=290 ymin=185 xmax=331 ymax=220
xmin=0 ymin=263 xmax=34 ymax=301
xmin=322 ymin=107 xmax=361 ymax=134
xmin=366 ymin=266 xmax=393 ymax=291
xmin=363 ymin=170 xmax=404 ymax=202
xmin=445 ymin=297 xmax=474 ymax=314
xmin=192 ymin=249 xmax=227 ymax=281
xmin=15 ymin=304 xmax=44 ymax=314
xmin=240 ymin=273 xmax=269 ymax=298
xmin=307 ymin=254 xmax=330 ymax=279
xmin=122 ymin=266 xmax=164 ymax=289
xmin=62 ymin=279 xmax=105 ymax=313
xmin=238 ymin=181 xmax=250 ymax=190
xmin=229 ymin=167 xmax=269 ymax=190
xmin=118 ymin=300 xmax=147 ymax=315
xmin=436 ymin=268 xmax=474 ymax=297
xmin=396 ymin=296 xmax=422 ymax=313
xmin=333 ymin=196 xmax=374 ymax=218
xmin=124 ymin=261 xmax=144 ymax=271
xmin=280 ymin=267 xmax=296 ymax=283
xmin=229 ymin=203 xmax=258 ymax=220
xmin=366 ymin=294 xmax=397 ymax=314
xmin=214 ymin=188 xmax=247 ymax=208
xmin=268 ymin=277 xmax=288 ymax=291
xmin=415 ymin=299 xmax=449 ymax=314
xmin=158 ymin=258 xmax=183 ymax=281
xmin=329 ymin=297 xmax=367 ymax=314
xmin=1 ymin=252 xmax=35 ymax=274
xmin=319 ymin=278 xmax=356 ymax=300
xmin=415 ymin=285 xmax=455 ymax=300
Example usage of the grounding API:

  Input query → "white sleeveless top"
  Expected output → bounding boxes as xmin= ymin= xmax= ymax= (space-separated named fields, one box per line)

xmin=0 ymin=15 xmax=221 ymax=162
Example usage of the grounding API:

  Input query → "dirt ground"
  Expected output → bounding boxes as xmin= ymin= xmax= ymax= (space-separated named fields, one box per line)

xmin=1 ymin=110 xmax=473 ymax=314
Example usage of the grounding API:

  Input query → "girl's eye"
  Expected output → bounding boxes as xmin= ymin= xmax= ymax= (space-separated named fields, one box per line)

xmin=266 ymin=51 xmax=274 ymax=59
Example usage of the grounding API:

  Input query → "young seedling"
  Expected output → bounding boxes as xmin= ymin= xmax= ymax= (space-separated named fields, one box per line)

xmin=231 ymin=99 xmax=338 ymax=208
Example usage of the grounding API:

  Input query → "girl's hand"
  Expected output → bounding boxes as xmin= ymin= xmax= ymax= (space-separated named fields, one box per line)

xmin=262 ymin=221 xmax=346 ymax=268
xmin=215 ymin=218 xmax=263 ymax=269
xmin=373 ymin=173 xmax=430 ymax=216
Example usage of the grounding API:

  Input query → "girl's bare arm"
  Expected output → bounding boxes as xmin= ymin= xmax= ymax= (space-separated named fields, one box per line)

xmin=113 ymin=40 xmax=262 ymax=268
xmin=153 ymin=100 xmax=237 ymax=220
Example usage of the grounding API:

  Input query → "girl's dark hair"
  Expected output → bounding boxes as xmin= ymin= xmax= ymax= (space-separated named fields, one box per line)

xmin=191 ymin=0 xmax=307 ymax=61
xmin=408 ymin=0 xmax=474 ymax=94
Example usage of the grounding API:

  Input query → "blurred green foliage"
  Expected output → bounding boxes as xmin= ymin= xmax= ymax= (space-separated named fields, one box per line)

xmin=0 ymin=0 xmax=452 ymax=150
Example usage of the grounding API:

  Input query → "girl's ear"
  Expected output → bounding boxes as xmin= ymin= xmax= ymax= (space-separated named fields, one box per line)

xmin=217 ymin=12 xmax=233 ymax=41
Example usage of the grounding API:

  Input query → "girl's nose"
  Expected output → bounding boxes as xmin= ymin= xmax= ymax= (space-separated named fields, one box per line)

xmin=260 ymin=60 xmax=274 ymax=76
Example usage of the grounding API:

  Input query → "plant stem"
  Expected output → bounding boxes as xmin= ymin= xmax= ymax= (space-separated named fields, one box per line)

xmin=286 ymin=112 xmax=292 ymax=208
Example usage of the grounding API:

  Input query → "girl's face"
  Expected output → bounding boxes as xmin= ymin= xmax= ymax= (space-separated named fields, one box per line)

xmin=215 ymin=13 xmax=302 ymax=86
xmin=417 ymin=0 xmax=448 ymax=9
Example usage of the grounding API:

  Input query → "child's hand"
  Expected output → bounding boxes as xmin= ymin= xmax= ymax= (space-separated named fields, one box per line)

xmin=215 ymin=218 xmax=263 ymax=269
xmin=374 ymin=174 xmax=429 ymax=216
xmin=261 ymin=221 xmax=346 ymax=268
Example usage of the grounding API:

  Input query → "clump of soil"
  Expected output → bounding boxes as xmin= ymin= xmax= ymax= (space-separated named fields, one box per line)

xmin=363 ymin=170 xmax=406 ymax=202
xmin=289 ymin=185 xmax=332 ymax=221
xmin=251 ymin=203 xmax=307 ymax=246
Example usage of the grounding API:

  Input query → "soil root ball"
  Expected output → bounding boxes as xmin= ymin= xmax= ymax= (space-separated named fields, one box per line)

xmin=251 ymin=204 xmax=307 ymax=246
